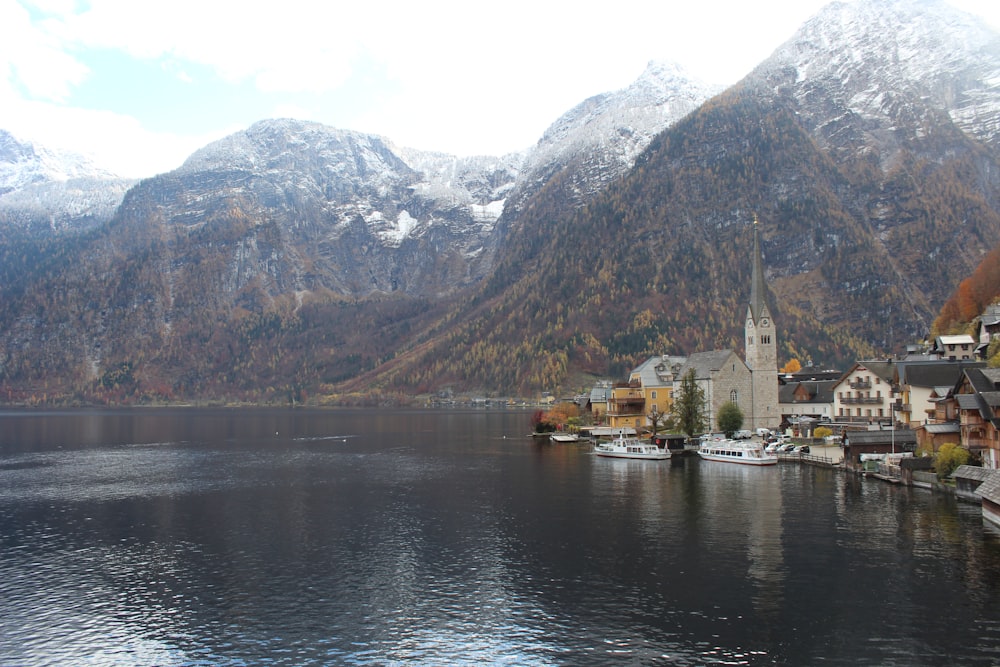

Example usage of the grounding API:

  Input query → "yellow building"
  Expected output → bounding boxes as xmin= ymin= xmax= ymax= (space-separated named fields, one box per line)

xmin=607 ymin=381 xmax=646 ymax=431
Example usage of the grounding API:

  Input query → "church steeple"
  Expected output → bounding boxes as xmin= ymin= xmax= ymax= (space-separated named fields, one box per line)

xmin=749 ymin=214 xmax=770 ymax=323
xmin=744 ymin=213 xmax=779 ymax=431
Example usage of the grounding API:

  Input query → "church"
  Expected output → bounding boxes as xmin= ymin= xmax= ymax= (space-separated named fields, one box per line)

xmin=610 ymin=217 xmax=780 ymax=433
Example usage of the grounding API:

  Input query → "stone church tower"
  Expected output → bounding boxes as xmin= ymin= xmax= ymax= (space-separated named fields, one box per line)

xmin=744 ymin=217 xmax=780 ymax=431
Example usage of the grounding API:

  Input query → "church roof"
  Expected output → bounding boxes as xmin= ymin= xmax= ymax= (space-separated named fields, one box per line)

xmin=677 ymin=350 xmax=742 ymax=380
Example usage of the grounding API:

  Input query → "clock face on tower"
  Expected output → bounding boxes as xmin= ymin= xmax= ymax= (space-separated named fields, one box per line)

xmin=761 ymin=318 xmax=769 ymax=327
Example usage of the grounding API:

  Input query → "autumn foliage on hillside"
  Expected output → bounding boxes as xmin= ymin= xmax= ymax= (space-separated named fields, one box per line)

xmin=932 ymin=240 xmax=1000 ymax=336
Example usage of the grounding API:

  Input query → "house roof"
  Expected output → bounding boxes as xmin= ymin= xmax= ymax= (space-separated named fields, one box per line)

xmin=956 ymin=393 xmax=981 ymax=410
xmin=923 ymin=423 xmax=960 ymax=434
xmin=589 ymin=385 xmax=611 ymax=403
xmin=898 ymin=361 xmax=982 ymax=389
xmin=953 ymin=465 xmax=994 ymax=482
xmin=975 ymin=471 xmax=1000 ymax=504
xmin=844 ymin=429 xmax=917 ymax=446
xmin=937 ymin=334 xmax=976 ymax=346
xmin=840 ymin=360 xmax=896 ymax=385
xmin=629 ymin=355 xmax=687 ymax=388
xmin=779 ymin=379 xmax=836 ymax=404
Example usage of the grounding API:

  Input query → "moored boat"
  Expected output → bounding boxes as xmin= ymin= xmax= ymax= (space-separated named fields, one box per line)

xmin=697 ymin=439 xmax=777 ymax=465
xmin=550 ymin=432 xmax=580 ymax=443
xmin=594 ymin=433 xmax=671 ymax=460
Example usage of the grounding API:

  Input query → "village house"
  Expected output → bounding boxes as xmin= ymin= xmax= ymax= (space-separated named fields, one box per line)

xmin=955 ymin=367 xmax=1000 ymax=469
xmin=933 ymin=334 xmax=976 ymax=361
xmin=606 ymin=381 xmax=646 ymax=431
xmin=831 ymin=361 xmax=895 ymax=426
xmin=587 ymin=380 xmax=612 ymax=422
xmin=627 ymin=355 xmax=685 ymax=428
xmin=778 ymin=376 xmax=836 ymax=431
xmin=894 ymin=361 xmax=980 ymax=427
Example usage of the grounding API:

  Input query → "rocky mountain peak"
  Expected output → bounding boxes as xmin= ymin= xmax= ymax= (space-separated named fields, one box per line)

xmin=755 ymin=0 xmax=1000 ymax=150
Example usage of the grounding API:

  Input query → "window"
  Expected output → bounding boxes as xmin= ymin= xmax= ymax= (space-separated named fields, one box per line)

xmin=651 ymin=391 xmax=657 ymax=399
xmin=730 ymin=389 xmax=738 ymax=403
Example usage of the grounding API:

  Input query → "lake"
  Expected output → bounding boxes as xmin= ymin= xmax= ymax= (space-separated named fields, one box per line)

xmin=1 ymin=407 xmax=999 ymax=666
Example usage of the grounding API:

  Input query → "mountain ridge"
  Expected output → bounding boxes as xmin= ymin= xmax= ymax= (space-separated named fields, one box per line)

xmin=1 ymin=0 xmax=1000 ymax=403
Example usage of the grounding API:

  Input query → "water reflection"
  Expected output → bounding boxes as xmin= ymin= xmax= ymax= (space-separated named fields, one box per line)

xmin=2 ymin=410 xmax=1000 ymax=665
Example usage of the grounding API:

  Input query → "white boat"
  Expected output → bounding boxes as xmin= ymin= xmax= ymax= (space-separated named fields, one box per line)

xmin=594 ymin=434 xmax=671 ymax=460
xmin=698 ymin=439 xmax=777 ymax=466
xmin=550 ymin=433 xmax=580 ymax=443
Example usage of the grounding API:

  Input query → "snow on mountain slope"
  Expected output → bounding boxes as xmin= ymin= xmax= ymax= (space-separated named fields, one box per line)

xmin=0 ymin=129 xmax=133 ymax=234
xmin=755 ymin=0 xmax=1000 ymax=152
xmin=506 ymin=60 xmax=721 ymax=212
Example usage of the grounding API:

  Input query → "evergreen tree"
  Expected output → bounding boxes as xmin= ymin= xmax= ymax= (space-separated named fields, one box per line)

xmin=669 ymin=369 xmax=706 ymax=439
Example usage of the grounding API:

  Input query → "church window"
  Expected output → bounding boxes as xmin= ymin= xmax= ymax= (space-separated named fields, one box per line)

xmin=730 ymin=389 xmax=738 ymax=403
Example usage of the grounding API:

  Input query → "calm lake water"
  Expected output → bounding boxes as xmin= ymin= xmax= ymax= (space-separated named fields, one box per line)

xmin=1 ymin=408 xmax=1000 ymax=666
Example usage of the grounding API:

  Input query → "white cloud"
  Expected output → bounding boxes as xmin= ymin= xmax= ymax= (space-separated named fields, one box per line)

xmin=0 ymin=0 xmax=89 ymax=101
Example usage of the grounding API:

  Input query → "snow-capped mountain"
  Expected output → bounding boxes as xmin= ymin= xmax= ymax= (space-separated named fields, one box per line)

xmin=114 ymin=119 xmax=522 ymax=299
xmin=753 ymin=0 xmax=1000 ymax=156
xmin=0 ymin=129 xmax=134 ymax=235
xmin=507 ymin=60 xmax=720 ymax=212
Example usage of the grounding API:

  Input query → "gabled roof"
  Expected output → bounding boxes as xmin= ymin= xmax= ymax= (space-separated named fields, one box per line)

xmin=836 ymin=360 xmax=896 ymax=387
xmin=677 ymin=350 xmax=742 ymax=381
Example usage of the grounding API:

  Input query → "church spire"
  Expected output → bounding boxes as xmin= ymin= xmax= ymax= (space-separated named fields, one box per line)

xmin=749 ymin=214 xmax=769 ymax=322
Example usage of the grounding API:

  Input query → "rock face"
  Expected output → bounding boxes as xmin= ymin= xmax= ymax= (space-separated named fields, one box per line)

xmin=128 ymin=119 xmax=522 ymax=299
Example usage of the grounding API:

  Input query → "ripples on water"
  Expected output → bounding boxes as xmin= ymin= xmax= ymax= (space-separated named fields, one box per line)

xmin=2 ymin=409 xmax=1000 ymax=665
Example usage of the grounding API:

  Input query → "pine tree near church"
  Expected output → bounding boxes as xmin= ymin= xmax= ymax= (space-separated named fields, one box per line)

xmin=669 ymin=369 xmax=707 ymax=439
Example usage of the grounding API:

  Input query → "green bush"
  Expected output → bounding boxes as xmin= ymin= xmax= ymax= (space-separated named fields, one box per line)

xmin=934 ymin=442 xmax=970 ymax=480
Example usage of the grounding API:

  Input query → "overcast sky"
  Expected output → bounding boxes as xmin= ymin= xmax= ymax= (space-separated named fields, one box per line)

xmin=2 ymin=0 xmax=998 ymax=178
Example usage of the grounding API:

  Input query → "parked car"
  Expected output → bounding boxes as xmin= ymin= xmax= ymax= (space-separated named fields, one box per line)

xmin=779 ymin=443 xmax=797 ymax=452
xmin=794 ymin=445 xmax=811 ymax=454
xmin=734 ymin=429 xmax=753 ymax=440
